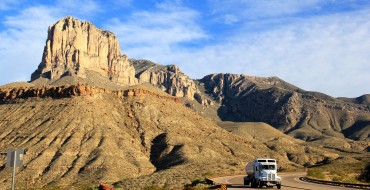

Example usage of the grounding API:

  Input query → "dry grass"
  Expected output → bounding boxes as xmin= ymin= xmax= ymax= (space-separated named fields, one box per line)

xmin=307 ymin=157 xmax=370 ymax=184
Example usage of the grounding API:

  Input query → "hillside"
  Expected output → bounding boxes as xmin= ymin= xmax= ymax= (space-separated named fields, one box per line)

xmin=199 ymin=74 xmax=370 ymax=141
xmin=0 ymin=84 xmax=345 ymax=189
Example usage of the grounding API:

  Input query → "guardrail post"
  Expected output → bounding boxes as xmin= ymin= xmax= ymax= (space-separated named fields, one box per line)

xmin=11 ymin=150 xmax=17 ymax=190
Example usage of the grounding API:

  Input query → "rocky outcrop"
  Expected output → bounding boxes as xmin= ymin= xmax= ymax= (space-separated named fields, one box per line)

xmin=0 ymin=84 xmax=181 ymax=103
xmin=200 ymin=74 xmax=370 ymax=141
xmin=31 ymin=16 xmax=137 ymax=86
xmin=130 ymin=59 xmax=211 ymax=105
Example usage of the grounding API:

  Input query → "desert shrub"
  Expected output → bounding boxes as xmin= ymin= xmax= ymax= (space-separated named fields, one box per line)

xmin=330 ymin=169 xmax=344 ymax=176
xmin=184 ymin=178 xmax=212 ymax=190
xmin=307 ymin=168 xmax=325 ymax=179
xmin=332 ymin=176 xmax=343 ymax=182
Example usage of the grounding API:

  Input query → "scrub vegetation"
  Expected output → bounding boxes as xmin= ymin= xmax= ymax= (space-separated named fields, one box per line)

xmin=307 ymin=157 xmax=370 ymax=184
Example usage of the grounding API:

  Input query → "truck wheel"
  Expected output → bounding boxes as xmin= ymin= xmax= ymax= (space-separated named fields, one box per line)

xmin=258 ymin=181 xmax=263 ymax=188
xmin=251 ymin=179 xmax=257 ymax=188
xmin=244 ymin=179 xmax=250 ymax=186
xmin=277 ymin=184 xmax=281 ymax=189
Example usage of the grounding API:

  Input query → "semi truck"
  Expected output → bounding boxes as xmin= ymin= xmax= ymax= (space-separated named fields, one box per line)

xmin=243 ymin=158 xmax=281 ymax=189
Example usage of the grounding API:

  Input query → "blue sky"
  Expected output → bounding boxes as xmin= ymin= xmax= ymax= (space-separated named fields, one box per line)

xmin=0 ymin=0 xmax=369 ymax=97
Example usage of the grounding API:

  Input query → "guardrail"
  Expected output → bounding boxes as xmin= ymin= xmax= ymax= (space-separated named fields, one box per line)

xmin=301 ymin=177 xmax=370 ymax=189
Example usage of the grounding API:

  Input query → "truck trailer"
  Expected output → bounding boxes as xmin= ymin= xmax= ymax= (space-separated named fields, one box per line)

xmin=244 ymin=158 xmax=281 ymax=189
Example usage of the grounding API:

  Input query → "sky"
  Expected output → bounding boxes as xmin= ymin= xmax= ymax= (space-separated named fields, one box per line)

xmin=0 ymin=0 xmax=369 ymax=98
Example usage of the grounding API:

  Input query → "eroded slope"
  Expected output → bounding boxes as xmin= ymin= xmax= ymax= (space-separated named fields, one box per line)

xmin=0 ymin=85 xmax=281 ymax=188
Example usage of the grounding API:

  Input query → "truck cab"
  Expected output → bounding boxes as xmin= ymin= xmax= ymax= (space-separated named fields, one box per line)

xmin=244 ymin=158 xmax=281 ymax=189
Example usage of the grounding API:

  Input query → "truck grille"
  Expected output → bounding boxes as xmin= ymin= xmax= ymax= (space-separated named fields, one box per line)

xmin=268 ymin=173 xmax=275 ymax=181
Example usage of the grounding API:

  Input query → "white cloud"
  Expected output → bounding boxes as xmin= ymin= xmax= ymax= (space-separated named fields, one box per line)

xmin=104 ymin=2 xmax=207 ymax=58
xmin=205 ymin=11 xmax=370 ymax=97
xmin=0 ymin=6 xmax=57 ymax=83
xmin=223 ymin=14 xmax=239 ymax=24
xmin=116 ymin=8 xmax=370 ymax=97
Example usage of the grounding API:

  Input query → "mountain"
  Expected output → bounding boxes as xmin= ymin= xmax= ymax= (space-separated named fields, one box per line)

xmin=0 ymin=16 xmax=369 ymax=189
xmin=131 ymin=59 xmax=197 ymax=100
xmin=25 ymin=16 xmax=370 ymax=143
xmin=31 ymin=16 xmax=137 ymax=86
xmin=198 ymin=74 xmax=370 ymax=141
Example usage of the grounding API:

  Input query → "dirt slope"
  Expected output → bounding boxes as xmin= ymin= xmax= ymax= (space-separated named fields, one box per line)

xmin=0 ymin=85 xmax=292 ymax=188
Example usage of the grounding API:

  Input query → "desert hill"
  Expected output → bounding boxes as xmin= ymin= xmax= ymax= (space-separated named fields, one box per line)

xmin=0 ymin=16 xmax=369 ymax=189
xmin=0 ymin=84 xmax=341 ymax=189
xmin=218 ymin=122 xmax=301 ymax=142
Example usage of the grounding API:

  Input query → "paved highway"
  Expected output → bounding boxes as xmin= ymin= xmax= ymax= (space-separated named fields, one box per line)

xmin=211 ymin=172 xmax=358 ymax=190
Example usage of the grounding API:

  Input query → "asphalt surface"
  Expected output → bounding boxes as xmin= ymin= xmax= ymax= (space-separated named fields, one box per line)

xmin=211 ymin=172 xmax=359 ymax=190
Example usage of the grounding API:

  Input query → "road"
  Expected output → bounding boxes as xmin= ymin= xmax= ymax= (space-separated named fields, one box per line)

xmin=211 ymin=172 xmax=358 ymax=190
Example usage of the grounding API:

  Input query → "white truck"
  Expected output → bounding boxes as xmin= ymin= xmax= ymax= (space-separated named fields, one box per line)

xmin=243 ymin=158 xmax=281 ymax=189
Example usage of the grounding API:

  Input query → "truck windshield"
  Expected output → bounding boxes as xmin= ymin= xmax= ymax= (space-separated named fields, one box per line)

xmin=261 ymin=165 xmax=275 ymax=170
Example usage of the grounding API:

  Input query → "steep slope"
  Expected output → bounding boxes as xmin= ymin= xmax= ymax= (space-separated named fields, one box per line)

xmin=130 ymin=59 xmax=219 ymax=121
xmin=130 ymin=59 xmax=212 ymax=104
xmin=0 ymin=84 xmax=342 ymax=189
xmin=31 ymin=16 xmax=137 ymax=86
xmin=131 ymin=59 xmax=197 ymax=99
xmin=200 ymin=74 xmax=370 ymax=141
xmin=0 ymin=85 xmax=262 ymax=188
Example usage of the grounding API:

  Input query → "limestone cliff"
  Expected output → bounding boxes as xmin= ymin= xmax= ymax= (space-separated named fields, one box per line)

xmin=31 ymin=16 xmax=137 ymax=86
xmin=130 ymin=59 xmax=211 ymax=105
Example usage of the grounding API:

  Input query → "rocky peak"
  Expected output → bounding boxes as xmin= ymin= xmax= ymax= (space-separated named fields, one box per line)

xmin=167 ymin=65 xmax=180 ymax=73
xmin=200 ymin=73 xmax=302 ymax=103
xmin=31 ymin=16 xmax=137 ymax=86
xmin=130 ymin=59 xmax=212 ymax=105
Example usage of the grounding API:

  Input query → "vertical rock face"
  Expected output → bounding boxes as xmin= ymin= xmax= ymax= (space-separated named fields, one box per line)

xmin=31 ymin=16 xmax=137 ymax=86
xmin=130 ymin=59 xmax=205 ymax=101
